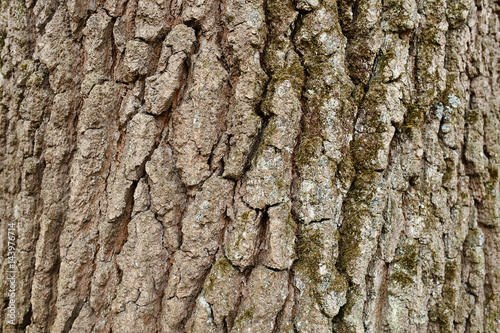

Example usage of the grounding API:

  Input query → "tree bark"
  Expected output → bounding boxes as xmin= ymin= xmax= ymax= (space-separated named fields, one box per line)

xmin=1 ymin=0 xmax=499 ymax=332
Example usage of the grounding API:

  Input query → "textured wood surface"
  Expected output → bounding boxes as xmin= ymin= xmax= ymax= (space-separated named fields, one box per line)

xmin=0 ymin=0 xmax=499 ymax=332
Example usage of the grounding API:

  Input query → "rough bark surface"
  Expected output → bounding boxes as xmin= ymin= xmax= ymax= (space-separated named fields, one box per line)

xmin=0 ymin=0 xmax=499 ymax=332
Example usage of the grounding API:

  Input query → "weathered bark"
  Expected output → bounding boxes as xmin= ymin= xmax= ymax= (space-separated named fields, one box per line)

xmin=0 ymin=0 xmax=499 ymax=332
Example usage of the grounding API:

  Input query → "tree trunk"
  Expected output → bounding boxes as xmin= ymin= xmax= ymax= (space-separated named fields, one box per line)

xmin=1 ymin=0 xmax=499 ymax=332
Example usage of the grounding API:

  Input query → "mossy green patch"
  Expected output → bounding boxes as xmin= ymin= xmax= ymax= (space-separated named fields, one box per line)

xmin=390 ymin=271 xmax=414 ymax=287
xmin=233 ymin=210 xmax=255 ymax=248
xmin=435 ymin=304 xmax=454 ymax=333
xmin=351 ymin=132 xmax=385 ymax=170
xmin=485 ymin=293 xmax=500 ymax=332
xmin=465 ymin=109 xmax=480 ymax=124
xmin=389 ymin=242 xmax=419 ymax=288
xmin=446 ymin=0 xmax=468 ymax=28
xmin=401 ymin=104 xmax=424 ymax=138
xmin=296 ymin=225 xmax=348 ymax=302
xmin=336 ymin=154 xmax=356 ymax=190
xmin=266 ymin=0 xmax=295 ymax=21
xmin=488 ymin=167 xmax=498 ymax=183
xmin=282 ymin=204 xmax=297 ymax=242
xmin=204 ymin=257 xmax=236 ymax=294
xmin=459 ymin=190 xmax=469 ymax=204
xmin=266 ymin=61 xmax=305 ymax=94
xmin=322 ymin=0 xmax=339 ymax=11
xmin=442 ymin=158 xmax=456 ymax=184
xmin=420 ymin=27 xmax=442 ymax=46
xmin=233 ymin=306 xmax=255 ymax=327
xmin=240 ymin=210 xmax=253 ymax=222
xmin=337 ymin=170 xmax=382 ymax=274
xmin=338 ymin=231 xmax=363 ymax=274
xmin=296 ymin=227 xmax=324 ymax=282
xmin=397 ymin=244 xmax=418 ymax=273
xmin=465 ymin=228 xmax=483 ymax=249
xmin=260 ymin=120 xmax=278 ymax=148
xmin=264 ymin=0 xmax=299 ymax=74
xmin=383 ymin=0 xmax=416 ymax=32
xmin=441 ymin=259 xmax=459 ymax=313
xmin=295 ymin=135 xmax=322 ymax=169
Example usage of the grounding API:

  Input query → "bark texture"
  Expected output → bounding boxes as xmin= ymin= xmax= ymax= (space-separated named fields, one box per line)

xmin=1 ymin=0 xmax=500 ymax=332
